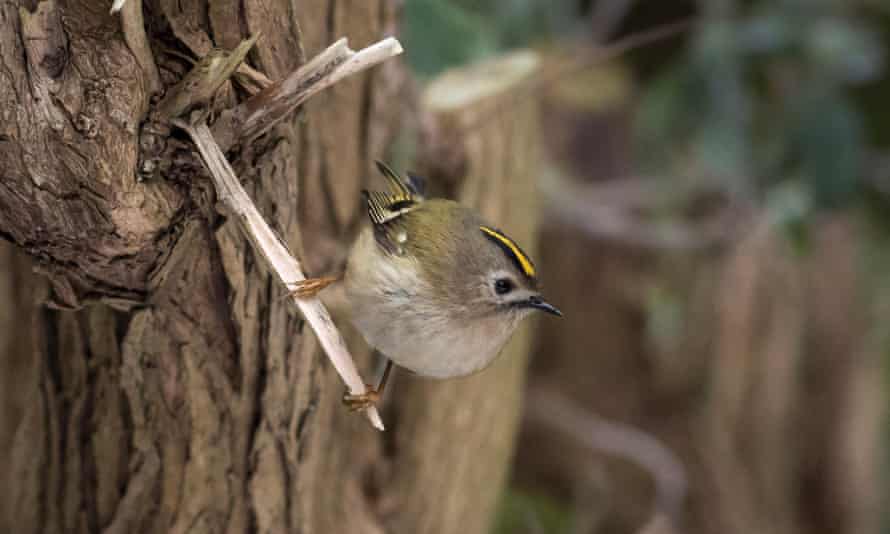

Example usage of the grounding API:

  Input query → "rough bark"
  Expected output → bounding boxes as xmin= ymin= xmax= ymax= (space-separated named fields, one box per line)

xmin=0 ymin=241 xmax=43 ymax=518
xmin=0 ymin=1 xmax=403 ymax=533
xmin=0 ymin=2 xmax=543 ymax=534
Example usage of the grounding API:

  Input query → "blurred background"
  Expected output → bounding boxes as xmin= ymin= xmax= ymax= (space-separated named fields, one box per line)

xmin=401 ymin=1 xmax=890 ymax=533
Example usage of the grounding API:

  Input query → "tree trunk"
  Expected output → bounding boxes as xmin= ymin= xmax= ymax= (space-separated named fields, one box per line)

xmin=386 ymin=50 xmax=541 ymax=534
xmin=0 ymin=240 xmax=44 ymax=514
xmin=1 ymin=1 xmax=399 ymax=532
xmin=0 ymin=3 xmax=540 ymax=534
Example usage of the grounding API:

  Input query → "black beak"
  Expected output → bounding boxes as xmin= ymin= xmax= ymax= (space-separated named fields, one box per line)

xmin=525 ymin=295 xmax=563 ymax=317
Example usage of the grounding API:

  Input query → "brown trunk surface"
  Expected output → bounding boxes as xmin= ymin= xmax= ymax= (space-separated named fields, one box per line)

xmin=0 ymin=2 xmax=542 ymax=533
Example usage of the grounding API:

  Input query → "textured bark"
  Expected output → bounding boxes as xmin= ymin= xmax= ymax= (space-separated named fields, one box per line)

xmin=0 ymin=241 xmax=43 ymax=521
xmin=0 ymin=2 xmax=542 ymax=534
xmin=0 ymin=1 xmax=402 ymax=533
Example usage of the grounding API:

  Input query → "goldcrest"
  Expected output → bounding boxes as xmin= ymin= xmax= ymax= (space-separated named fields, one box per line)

xmin=292 ymin=161 xmax=561 ymax=409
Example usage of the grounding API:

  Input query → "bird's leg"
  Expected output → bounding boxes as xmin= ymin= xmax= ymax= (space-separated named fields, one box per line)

xmin=283 ymin=274 xmax=342 ymax=299
xmin=343 ymin=359 xmax=394 ymax=412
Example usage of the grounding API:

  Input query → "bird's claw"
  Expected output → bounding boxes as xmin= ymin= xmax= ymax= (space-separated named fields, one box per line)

xmin=283 ymin=276 xmax=339 ymax=299
xmin=342 ymin=385 xmax=380 ymax=412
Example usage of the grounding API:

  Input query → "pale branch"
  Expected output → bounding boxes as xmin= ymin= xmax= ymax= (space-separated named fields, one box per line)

xmin=118 ymin=24 xmax=401 ymax=428
xmin=174 ymin=120 xmax=384 ymax=431
xmin=233 ymin=64 xmax=273 ymax=96
xmin=163 ymin=36 xmax=404 ymax=430
xmin=526 ymin=388 xmax=688 ymax=525
xmin=212 ymin=37 xmax=404 ymax=150
xmin=539 ymin=169 xmax=744 ymax=251
xmin=110 ymin=0 xmax=127 ymax=14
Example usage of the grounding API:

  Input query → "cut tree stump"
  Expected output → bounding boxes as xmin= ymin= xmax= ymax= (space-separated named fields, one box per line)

xmin=380 ymin=50 xmax=542 ymax=534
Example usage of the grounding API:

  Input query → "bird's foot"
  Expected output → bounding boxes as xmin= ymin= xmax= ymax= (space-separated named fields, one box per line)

xmin=284 ymin=275 xmax=340 ymax=299
xmin=342 ymin=385 xmax=381 ymax=412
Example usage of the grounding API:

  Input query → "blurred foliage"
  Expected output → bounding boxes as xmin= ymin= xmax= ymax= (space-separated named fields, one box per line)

xmin=402 ymin=0 xmax=498 ymax=77
xmin=406 ymin=0 xmax=890 ymax=223
xmin=634 ymin=0 xmax=888 ymax=223
xmin=403 ymin=0 xmax=586 ymax=77
xmin=402 ymin=2 xmax=890 ymax=532
xmin=492 ymin=487 xmax=574 ymax=534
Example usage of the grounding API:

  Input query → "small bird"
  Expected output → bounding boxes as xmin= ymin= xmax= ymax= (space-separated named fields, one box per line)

xmin=290 ymin=161 xmax=561 ymax=410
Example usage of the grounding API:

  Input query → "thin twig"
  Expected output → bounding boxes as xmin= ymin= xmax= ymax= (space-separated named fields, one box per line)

xmin=232 ymin=64 xmax=273 ymax=96
xmin=212 ymin=37 xmax=403 ymax=150
xmin=165 ymin=35 xmax=402 ymax=429
xmin=110 ymin=0 xmax=127 ymax=14
xmin=174 ymin=120 xmax=385 ymax=431
xmin=526 ymin=388 xmax=688 ymax=525
xmin=539 ymin=168 xmax=743 ymax=251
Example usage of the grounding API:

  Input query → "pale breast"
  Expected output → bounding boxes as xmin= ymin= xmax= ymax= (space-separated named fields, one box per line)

xmin=344 ymin=228 xmax=518 ymax=378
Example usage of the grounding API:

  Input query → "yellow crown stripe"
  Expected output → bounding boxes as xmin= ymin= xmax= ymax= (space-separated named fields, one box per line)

xmin=480 ymin=226 xmax=536 ymax=278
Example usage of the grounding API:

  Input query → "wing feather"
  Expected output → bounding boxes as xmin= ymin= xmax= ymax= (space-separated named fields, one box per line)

xmin=364 ymin=161 xmax=426 ymax=254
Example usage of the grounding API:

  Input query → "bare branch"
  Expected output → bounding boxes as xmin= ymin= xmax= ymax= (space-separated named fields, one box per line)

xmin=526 ymin=388 xmax=688 ymax=525
xmin=175 ymin=120 xmax=384 ymax=431
xmin=539 ymin=169 xmax=745 ymax=251
xmin=110 ymin=0 xmax=127 ymax=14
xmin=212 ymin=37 xmax=403 ymax=150
xmin=158 ymin=36 xmax=404 ymax=429
xmin=233 ymin=64 xmax=273 ymax=96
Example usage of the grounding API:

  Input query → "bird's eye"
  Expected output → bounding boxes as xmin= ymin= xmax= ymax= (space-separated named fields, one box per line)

xmin=494 ymin=278 xmax=514 ymax=295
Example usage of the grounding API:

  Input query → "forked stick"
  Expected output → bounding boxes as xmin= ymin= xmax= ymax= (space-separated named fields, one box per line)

xmin=170 ymin=33 xmax=404 ymax=430
xmin=175 ymin=120 xmax=385 ymax=430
